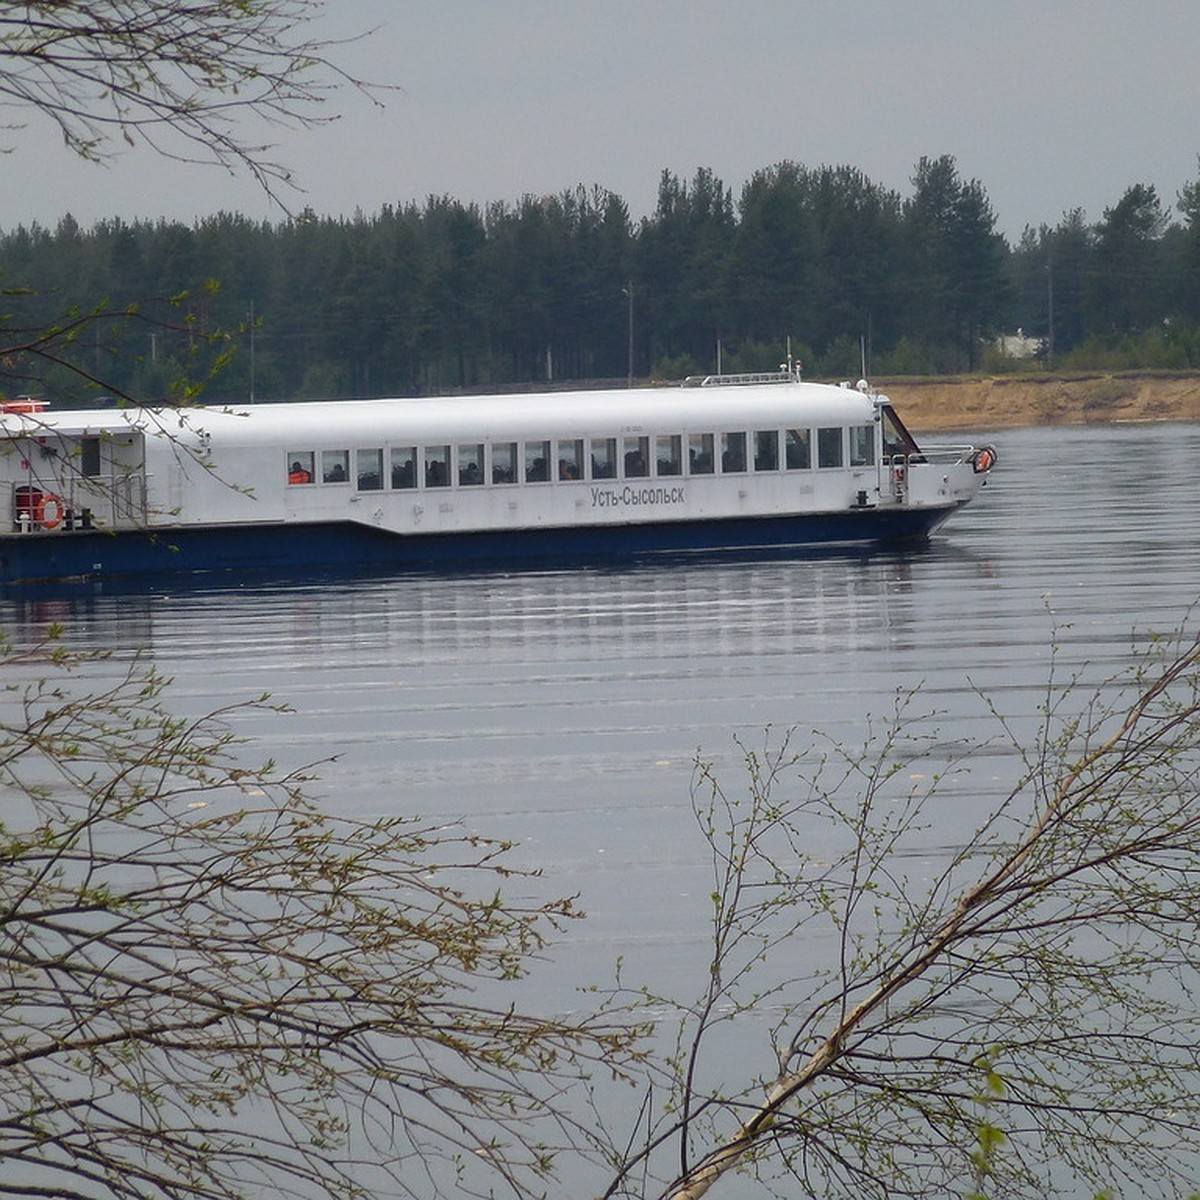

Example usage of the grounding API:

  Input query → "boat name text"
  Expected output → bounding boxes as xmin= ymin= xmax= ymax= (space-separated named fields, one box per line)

xmin=591 ymin=485 xmax=686 ymax=509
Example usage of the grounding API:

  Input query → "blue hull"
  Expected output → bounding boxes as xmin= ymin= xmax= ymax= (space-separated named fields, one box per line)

xmin=0 ymin=506 xmax=958 ymax=585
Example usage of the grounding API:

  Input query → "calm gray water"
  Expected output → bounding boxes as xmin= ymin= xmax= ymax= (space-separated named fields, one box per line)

xmin=4 ymin=424 xmax=1199 ymax=959
xmin=3 ymin=421 xmax=1199 ymax=1192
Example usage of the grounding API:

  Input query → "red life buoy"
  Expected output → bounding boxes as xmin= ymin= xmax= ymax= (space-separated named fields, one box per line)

xmin=971 ymin=447 xmax=996 ymax=474
xmin=35 ymin=493 xmax=64 ymax=529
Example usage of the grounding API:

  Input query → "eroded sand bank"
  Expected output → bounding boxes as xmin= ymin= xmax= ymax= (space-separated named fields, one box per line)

xmin=871 ymin=374 xmax=1200 ymax=432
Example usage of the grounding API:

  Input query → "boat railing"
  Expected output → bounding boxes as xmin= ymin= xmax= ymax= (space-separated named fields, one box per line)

xmin=905 ymin=443 xmax=978 ymax=465
xmin=682 ymin=369 xmax=801 ymax=388
xmin=8 ymin=471 xmax=148 ymax=534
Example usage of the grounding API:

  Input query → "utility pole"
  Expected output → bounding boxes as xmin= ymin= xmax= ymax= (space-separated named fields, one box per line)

xmin=249 ymin=299 xmax=256 ymax=403
xmin=1046 ymin=257 xmax=1055 ymax=368
xmin=624 ymin=281 xmax=634 ymax=387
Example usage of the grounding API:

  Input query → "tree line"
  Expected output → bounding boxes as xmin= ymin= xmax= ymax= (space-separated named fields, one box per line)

xmin=4 ymin=154 xmax=1200 ymax=406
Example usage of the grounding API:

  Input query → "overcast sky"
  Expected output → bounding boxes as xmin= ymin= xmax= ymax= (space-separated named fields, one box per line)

xmin=3 ymin=0 xmax=1198 ymax=240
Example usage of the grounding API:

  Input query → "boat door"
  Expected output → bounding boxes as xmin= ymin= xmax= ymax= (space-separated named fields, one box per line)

xmin=73 ymin=429 xmax=149 ymax=528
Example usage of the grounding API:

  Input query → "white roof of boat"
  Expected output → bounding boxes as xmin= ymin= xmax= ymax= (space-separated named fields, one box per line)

xmin=1 ymin=380 xmax=886 ymax=445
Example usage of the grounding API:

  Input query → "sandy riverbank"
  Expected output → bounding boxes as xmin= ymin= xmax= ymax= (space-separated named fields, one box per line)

xmin=871 ymin=373 xmax=1200 ymax=433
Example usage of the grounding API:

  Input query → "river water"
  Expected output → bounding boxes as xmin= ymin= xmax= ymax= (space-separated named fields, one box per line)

xmin=3 ymin=421 xmax=1199 ymax=1192
xmin=4 ymin=422 xmax=1199 ymax=968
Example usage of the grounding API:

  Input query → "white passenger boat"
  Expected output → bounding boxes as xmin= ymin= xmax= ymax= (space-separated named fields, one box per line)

xmin=0 ymin=373 xmax=994 ymax=585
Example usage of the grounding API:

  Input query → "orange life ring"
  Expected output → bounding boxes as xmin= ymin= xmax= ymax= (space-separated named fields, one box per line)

xmin=35 ymin=493 xmax=64 ymax=529
xmin=971 ymin=447 xmax=997 ymax=474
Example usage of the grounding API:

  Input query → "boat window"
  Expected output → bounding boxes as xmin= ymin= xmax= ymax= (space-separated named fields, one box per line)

xmin=391 ymin=446 xmax=417 ymax=489
xmin=287 ymin=451 xmax=314 ymax=485
xmin=785 ymin=428 xmax=811 ymax=469
xmin=557 ymin=439 xmax=583 ymax=481
xmin=623 ymin=436 xmax=649 ymax=478
xmin=589 ymin=437 xmax=617 ymax=479
xmin=491 ymin=441 xmax=518 ymax=483
xmin=81 ymin=437 xmax=101 ymax=477
xmin=356 ymin=448 xmax=383 ymax=491
xmin=880 ymin=406 xmax=921 ymax=461
xmin=849 ymin=425 xmax=875 ymax=467
xmin=322 ymin=450 xmax=349 ymax=483
xmin=524 ymin=440 xmax=551 ymax=482
xmin=655 ymin=435 xmax=682 ymax=476
xmin=688 ymin=433 xmax=714 ymax=474
xmin=458 ymin=443 xmax=484 ymax=486
xmin=754 ymin=430 xmax=779 ymax=471
xmin=424 ymin=444 xmax=450 ymax=488
xmin=720 ymin=432 xmax=746 ymax=473
xmin=817 ymin=427 xmax=844 ymax=469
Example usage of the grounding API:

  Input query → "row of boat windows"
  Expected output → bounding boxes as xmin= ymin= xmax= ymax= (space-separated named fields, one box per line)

xmin=286 ymin=425 xmax=878 ymax=490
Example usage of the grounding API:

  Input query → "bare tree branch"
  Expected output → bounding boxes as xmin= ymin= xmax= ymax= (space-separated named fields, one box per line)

xmin=0 ymin=634 xmax=643 ymax=1200
xmin=599 ymin=623 xmax=1200 ymax=1200
xmin=0 ymin=1 xmax=383 ymax=206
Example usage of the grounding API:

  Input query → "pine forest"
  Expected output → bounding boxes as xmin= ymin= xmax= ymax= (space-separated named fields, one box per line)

xmin=5 ymin=154 xmax=1200 ymax=407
